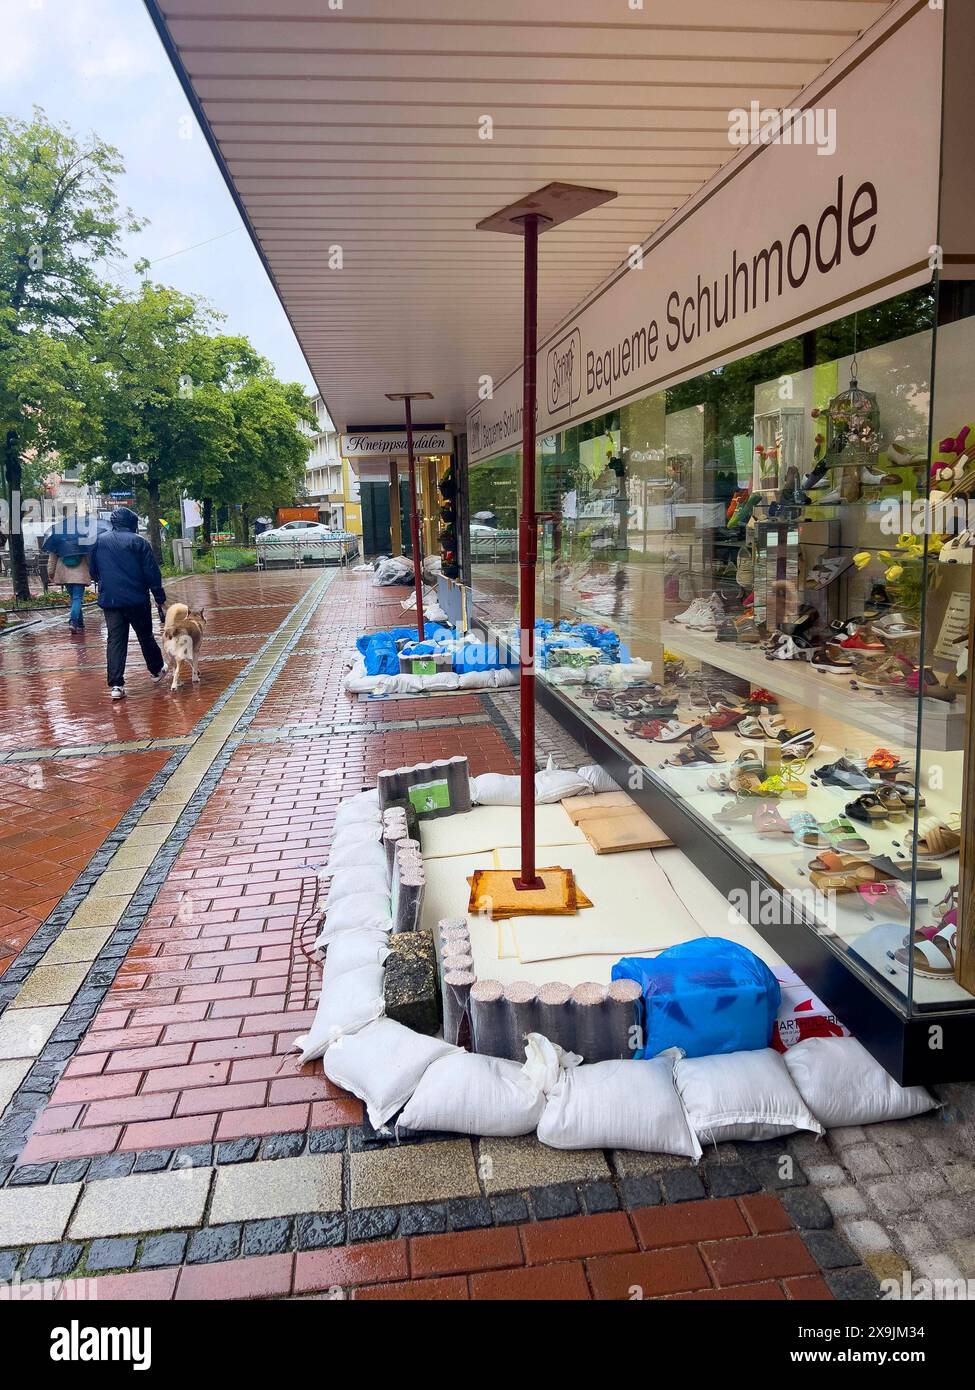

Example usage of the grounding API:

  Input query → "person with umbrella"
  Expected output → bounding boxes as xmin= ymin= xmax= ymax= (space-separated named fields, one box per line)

xmin=42 ymin=509 xmax=107 ymax=634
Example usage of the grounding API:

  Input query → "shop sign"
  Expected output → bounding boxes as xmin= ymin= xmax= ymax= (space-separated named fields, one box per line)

xmin=340 ymin=431 xmax=453 ymax=457
xmin=467 ymin=0 xmax=943 ymax=453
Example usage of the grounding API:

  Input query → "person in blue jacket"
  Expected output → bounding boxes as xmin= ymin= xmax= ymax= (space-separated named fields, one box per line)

xmin=89 ymin=508 xmax=167 ymax=701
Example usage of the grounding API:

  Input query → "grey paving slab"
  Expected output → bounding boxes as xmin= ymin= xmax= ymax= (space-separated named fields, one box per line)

xmin=209 ymin=1155 xmax=343 ymax=1224
xmin=0 ymin=1182 xmax=82 ymax=1246
xmin=349 ymin=1140 xmax=481 ymax=1209
xmin=477 ymin=1135 xmax=610 ymax=1193
xmin=68 ymin=1168 xmax=212 ymax=1238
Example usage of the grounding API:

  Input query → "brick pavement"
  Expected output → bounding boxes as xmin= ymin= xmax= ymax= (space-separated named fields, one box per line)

xmin=0 ymin=568 xmax=967 ymax=1299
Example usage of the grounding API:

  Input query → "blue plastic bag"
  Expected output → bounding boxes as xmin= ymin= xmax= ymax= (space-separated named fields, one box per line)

xmin=611 ymin=938 xmax=781 ymax=1060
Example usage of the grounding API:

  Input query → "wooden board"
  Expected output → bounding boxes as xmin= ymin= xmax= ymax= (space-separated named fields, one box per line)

xmin=580 ymin=809 xmax=673 ymax=854
xmin=560 ymin=791 xmax=633 ymax=824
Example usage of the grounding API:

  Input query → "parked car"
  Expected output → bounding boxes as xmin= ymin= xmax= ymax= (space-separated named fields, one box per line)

xmin=255 ymin=520 xmax=358 ymax=565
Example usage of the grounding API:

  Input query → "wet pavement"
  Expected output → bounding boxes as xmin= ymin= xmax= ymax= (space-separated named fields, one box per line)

xmin=0 ymin=567 xmax=954 ymax=1300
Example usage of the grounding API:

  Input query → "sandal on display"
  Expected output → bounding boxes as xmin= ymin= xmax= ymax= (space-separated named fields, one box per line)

xmin=811 ymin=648 xmax=856 ymax=674
xmin=873 ymin=787 xmax=909 ymax=820
xmin=809 ymin=867 xmax=874 ymax=894
xmin=808 ymin=850 xmax=876 ymax=875
xmin=737 ymin=714 xmax=782 ymax=739
xmin=806 ymin=553 xmax=854 ymax=589
xmin=663 ymin=744 xmax=723 ymax=768
xmin=816 ymin=758 xmax=875 ymax=791
xmin=706 ymin=707 xmax=749 ymax=731
xmin=865 ymin=747 xmax=899 ymax=771
xmin=857 ymin=882 xmax=911 ymax=915
xmin=845 ymin=793 xmax=889 ymax=824
xmin=907 ymin=817 xmax=962 ymax=859
xmin=789 ymin=811 xmax=826 ymax=846
xmin=749 ymin=772 xmax=808 ymax=799
xmin=820 ymin=817 xmax=870 ymax=852
xmin=745 ymin=688 xmax=778 ymax=710
xmin=869 ymin=854 xmax=942 ymax=882
xmin=893 ymin=924 xmax=957 ymax=979
xmin=753 ymin=805 xmax=792 ymax=835
xmin=654 ymin=720 xmax=703 ymax=744
xmin=712 ymin=799 xmax=759 ymax=825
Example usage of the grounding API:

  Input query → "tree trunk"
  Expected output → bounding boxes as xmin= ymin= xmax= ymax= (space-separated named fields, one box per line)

xmin=201 ymin=497 xmax=213 ymax=546
xmin=241 ymin=505 xmax=250 ymax=544
xmin=4 ymin=432 xmax=30 ymax=602
xmin=146 ymin=477 xmax=163 ymax=563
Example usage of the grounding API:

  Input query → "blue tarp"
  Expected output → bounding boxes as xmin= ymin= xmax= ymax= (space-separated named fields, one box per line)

xmin=356 ymin=625 xmax=453 ymax=676
xmin=612 ymin=938 xmax=781 ymax=1060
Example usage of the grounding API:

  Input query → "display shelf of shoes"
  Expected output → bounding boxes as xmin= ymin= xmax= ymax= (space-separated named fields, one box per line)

xmin=659 ymin=620 xmax=967 ymax=752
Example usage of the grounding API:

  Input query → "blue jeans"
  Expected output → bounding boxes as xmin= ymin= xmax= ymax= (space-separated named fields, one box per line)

xmin=67 ymin=584 xmax=85 ymax=626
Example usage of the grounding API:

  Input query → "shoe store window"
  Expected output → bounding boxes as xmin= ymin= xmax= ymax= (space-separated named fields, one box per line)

xmin=527 ymin=282 xmax=975 ymax=1074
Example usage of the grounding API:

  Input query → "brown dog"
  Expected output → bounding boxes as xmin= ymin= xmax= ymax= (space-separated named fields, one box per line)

xmin=162 ymin=602 xmax=206 ymax=691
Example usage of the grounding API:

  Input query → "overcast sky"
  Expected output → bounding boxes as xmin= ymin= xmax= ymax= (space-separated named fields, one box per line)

xmin=2 ymin=0 xmax=317 ymax=394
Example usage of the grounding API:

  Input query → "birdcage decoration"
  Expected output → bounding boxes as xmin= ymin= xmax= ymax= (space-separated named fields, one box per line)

xmin=821 ymin=361 xmax=881 ymax=463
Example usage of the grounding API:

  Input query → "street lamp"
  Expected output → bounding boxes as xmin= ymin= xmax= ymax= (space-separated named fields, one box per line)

xmin=386 ymin=390 xmax=435 ymax=642
xmin=477 ymin=183 xmax=616 ymax=890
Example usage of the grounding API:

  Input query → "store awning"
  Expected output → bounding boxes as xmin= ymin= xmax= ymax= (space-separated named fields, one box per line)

xmin=144 ymin=0 xmax=894 ymax=430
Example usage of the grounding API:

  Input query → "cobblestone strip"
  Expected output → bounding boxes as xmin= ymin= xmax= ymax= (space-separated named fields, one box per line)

xmin=0 ymin=1125 xmax=855 ymax=1299
xmin=0 ymin=573 xmax=336 ymax=1173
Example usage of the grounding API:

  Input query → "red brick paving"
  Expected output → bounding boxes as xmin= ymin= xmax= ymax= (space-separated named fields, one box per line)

xmin=18 ymin=688 xmax=516 ymax=1164
xmin=0 ymin=752 xmax=169 ymax=977
xmin=43 ymin=1197 xmax=831 ymax=1301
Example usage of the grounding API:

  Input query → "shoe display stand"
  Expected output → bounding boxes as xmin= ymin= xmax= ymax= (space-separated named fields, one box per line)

xmin=658 ymin=621 xmax=967 ymax=752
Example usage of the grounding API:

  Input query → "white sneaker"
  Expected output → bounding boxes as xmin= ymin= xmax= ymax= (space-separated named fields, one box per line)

xmin=151 ymin=669 xmax=166 ymax=684
xmin=110 ymin=686 xmax=125 ymax=701
xmin=684 ymin=605 xmax=719 ymax=631
xmin=674 ymin=597 xmax=708 ymax=625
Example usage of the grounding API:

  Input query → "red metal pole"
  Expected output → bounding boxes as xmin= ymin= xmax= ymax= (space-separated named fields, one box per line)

xmin=404 ymin=395 xmax=426 ymax=642
xmin=515 ymin=214 xmax=542 ymax=890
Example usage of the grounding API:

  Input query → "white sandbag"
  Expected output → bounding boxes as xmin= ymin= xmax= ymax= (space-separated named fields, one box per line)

xmin=324 ymin=839 xmax=389 ymax=876
xmin=398 ymin=1052 xmax=545 ymax=1137
xmin=322 ymin=930 xmax=391 ymax=979
xmin=534 ymin=755 xmax=590 ymax=804
xmin=314 ymin=892 xmax=392 ymax=945
xmin=783 ymin=1037 xmax=936 ymax=1129
xmin=294 ymin=964 xmax=386 ymax=1063
xmin=471 ymin=772 xmax=521 ymax=806
xmin=675 ymin=1049 xmax=823 ymax=1144
xmin=537 ymin=1056 xmax=702 ymax=1158
xmin=334 ymin=793 xmax=381 ymax=829
xmin=423 ymin=671 xmax=460 ymax=690
xmin=523 ymin=1032 xmax=581 ymax=1094
xmin=324 ymin=865 xmax=390 ymax=907
xmin=492 ymin=667 xmax=517 ymax=688
xmin=321 ymin=1018 xmax=457 ymax=1128
xmin=373 ymin=674 xmax=424 ymax=695
xmin=458 ymin=670 xmax=493 ymax=690
xmin=577 ymin=764 xmax=621 ymax=794
xmin=329 ymin=821 xmax=381 ymax=848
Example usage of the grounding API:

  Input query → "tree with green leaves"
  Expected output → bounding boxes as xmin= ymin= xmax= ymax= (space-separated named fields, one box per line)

xmin=0 ymin=108 xmax=143 ymax=598
xmin=88 ymin=282 xmax=313 ymax=558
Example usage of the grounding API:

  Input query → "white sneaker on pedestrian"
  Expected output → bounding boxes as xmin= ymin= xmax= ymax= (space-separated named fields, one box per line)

xmin=150 ymin=669 xmax=166 ymax=684
xmin=110 ymin=686 xmax=126 ymax=701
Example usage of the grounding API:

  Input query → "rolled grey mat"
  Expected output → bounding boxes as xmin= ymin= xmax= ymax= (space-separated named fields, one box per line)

xmin=470 ymin=979 xmax=505 ymax=1055
xmin=536 ymin=981 xmax=573 ymax=1052
xmin=603 ymin=979 xmax=644 ymax=1061
xmin=378 ymin=769 xmax=402 ymax=811
xmin=445 ymin=756 xmax=472 ymax=814
xmin=438 ymin=918 xmax=468 ymax=937
xmin=383 ymin=821 xmax=409 ymax=875
xmin=443 ymin=969 xmax=476 ymax=1049
xmin=441 ymin=950 xmax=474 ymax=975
xmin=393 ymin=856 xmax=425 ymax=934
xmin=439 ymin=924 xmax=470 ymax=953
xmin=570 ymin=982 xmax=607 ymax=1062
xmin=502 ymin=980 xmax=538 ymax=1062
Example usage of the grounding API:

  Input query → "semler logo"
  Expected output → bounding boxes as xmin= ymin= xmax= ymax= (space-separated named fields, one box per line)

xmin=547 ymin=328 xmax=581 ymax=414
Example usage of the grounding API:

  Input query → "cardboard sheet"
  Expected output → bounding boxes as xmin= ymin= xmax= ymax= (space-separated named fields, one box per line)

xmin=419 ymin=803 xmax=586 ymax=858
